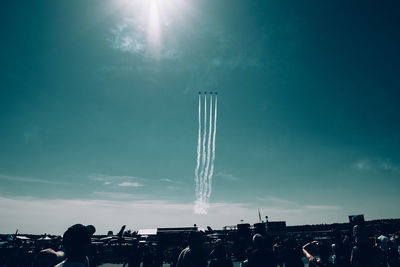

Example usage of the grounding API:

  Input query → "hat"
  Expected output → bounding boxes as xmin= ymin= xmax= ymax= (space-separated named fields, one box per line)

xmin=63 ymin=224 xmax=96 ymax=248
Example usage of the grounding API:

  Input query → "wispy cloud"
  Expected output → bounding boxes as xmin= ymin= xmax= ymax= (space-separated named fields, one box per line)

xmin=89 ymin=173 xmax=139 ymax=181
xmin=304 ymin=205 xmax=340 ymax=210
xmin=89 ymin=173 xmax=143 ymax=186
xmin=118 ymin=182 xmax=142 ymax=187
xmin=257 ymin=196 xmax=341 ymax=213
xmin=379 ymin=161 xmax=400 ymax=172
xmin=109 ymin=20 xmax=146 ymax=54
xmin=91 ymin=191 xmax=147 ymax=200
xmin=0 ymin=174 xmax=70 ymax=185
xmin=353 ymin=159 xmax=399 ymax=173
xmin=258 ymin=196 xmax=297 ymax=206
xmin=353 ymin=160 xmax=372 ymax=171
xmin=108 ymin=18 xmax=180 ymax=59
xmin=160 ymin=178 xmax=174 ymax=183
xmin=215 ymin=172 xmax=239 ymax=181
xmin=160 ymin=178 xmax=183 ymax=184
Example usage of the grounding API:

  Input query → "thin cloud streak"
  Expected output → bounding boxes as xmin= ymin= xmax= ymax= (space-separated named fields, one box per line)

xmin=257 ymin=196 xmax=341 ymax=212
xmin=305 ymin=205 xmax=340 ymax=210
xmin=89 ymin=173 xmax=143 ymax=186
xmin=89 ymin=173 xmax=140 ymax=181
xmin=216 ymin=172 xmax=239 ymax=181
xmin=257 ymin=196 xmax=298 ymax=206
xmin=91 ymin=191 xmax=148 ymax=200
xmin=160 ymin=178 xmax=183 ymax=184
xmin=118 ymin=182 xmax=142 ymax=187
xmin=0 ymin=174 xmax=70 ymax=185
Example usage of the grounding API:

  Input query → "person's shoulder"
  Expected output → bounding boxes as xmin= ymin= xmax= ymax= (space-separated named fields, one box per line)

xmin=55 ymin=260 xmax=66 ymax=267
xmin=352 ymin=245 xmax=360 ymax=252
xmin=179 ymin=247 xmax=191 ymax=258
xmin=181 ymin=247 xmax=190 ymax=253
xmin=54 ymin=260 xmax=86 ymax=267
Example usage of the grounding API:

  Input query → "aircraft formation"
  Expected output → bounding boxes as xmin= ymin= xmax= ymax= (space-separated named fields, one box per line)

xmin=198 ymin=91 xmax=218 ymax=95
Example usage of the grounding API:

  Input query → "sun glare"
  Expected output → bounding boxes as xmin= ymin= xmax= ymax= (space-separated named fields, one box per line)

xmin=112 ymin=0 xmax=192 ymax=58
xmin=147 ymin=0 xmax=162 ymax=55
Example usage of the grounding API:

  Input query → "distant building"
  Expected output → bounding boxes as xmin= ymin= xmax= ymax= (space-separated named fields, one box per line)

xmin=266 ymin=221 xmax=287 ymax=236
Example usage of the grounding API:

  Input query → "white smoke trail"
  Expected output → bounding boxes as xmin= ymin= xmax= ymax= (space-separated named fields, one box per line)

xmin=194 ymin=93 xmax=218 ymax=214
xmin=198 ymin=94 xmax=207 ymax=203
xmin=194 ymin=198 xmax=209 ymax=214
xmin=203 ymin=94 xmax=213 ymax=202
xmin=194 ymin=94 xmax=201 ymax=200
xmin=207 ymin=95 xmax=217 ymax=201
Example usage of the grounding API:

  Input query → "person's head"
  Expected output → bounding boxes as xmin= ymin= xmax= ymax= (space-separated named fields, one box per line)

xmin=188 ymin=231 xmax=203 ymax=250
xmin=353 ymin=225 xmax=368 ymax=245
xmin=252 ymin=234 xmax=264 ymax=249
xmin=63 ymin=224 xmax=95 ymax=260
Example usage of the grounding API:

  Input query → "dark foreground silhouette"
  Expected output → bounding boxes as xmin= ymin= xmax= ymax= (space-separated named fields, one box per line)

xmin=0 ymin=220 xmax=399 ymax=267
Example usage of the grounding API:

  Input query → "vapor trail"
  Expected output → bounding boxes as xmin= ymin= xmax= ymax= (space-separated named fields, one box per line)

xmin=207 ymin=95 xmax=217 ymax=201
xmin=203 ymin=94 xmax=213 ymax=202
xmin=194 ymin=94 xmax=201 ymax=200
xmin=199 ymin=94 xmax=207 ymax=202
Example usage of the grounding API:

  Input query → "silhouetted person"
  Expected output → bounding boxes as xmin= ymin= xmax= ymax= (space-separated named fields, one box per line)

xmin=332 ymin=231 xmax=351 ymax=267
xmin=350 ymin=225 xmax=377 ymax=267
xmin=302 ymin=240 xmax=333 ymax=267
xmin=155 ymin=244 xmax=164 ymax=267
xmin=246 ymin=234 xmax=276 ymax=267
xmin=283 ymin=238 xmax=303 ymax=267
xmin=273 ymin=237 xmax=284 ymax=267
xmin=387 ymin=240 xmax=400 ymax=267
xmin=142 ymin=244 xmax=156 ymax=267
xmin=209 ymin=240 xmax=233 ymax=267
xmin=123 ymin=241 xmax=140 ymax=267
xmin=176 ymin=231 xmax=207 ymax=267
xmin=374 ymin=238 xmax=388 ymax=267
xmin=55 ymin=224 xmax=95 ymax=267
xmin=38 ymin=248 xmax=65 ymax=267
xmin=170 ymin=246 xmax=182 ymax=267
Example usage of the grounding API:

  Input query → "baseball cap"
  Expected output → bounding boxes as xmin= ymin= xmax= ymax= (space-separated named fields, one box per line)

xmin=63 ymin=224 xmax=96 ymax=248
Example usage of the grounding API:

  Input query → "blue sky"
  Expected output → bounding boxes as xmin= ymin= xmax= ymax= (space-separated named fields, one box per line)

xmin=1 ymin=0 xmax=399 ymax=234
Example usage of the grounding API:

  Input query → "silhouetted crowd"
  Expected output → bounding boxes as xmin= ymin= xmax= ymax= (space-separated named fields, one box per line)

xmin=0 ymin=223 xmax=399 ymax=267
